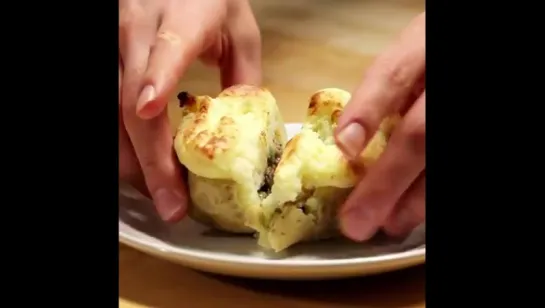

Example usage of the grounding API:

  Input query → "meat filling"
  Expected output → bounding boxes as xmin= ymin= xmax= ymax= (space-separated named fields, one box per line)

xmin=258 ymin=146 xmax=282 ymax=199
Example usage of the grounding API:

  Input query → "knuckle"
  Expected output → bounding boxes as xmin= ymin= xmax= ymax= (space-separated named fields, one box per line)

xmin=139 ymin=155 xmax=161 ymax=174
xmin=383 ymin=63 xmax=413 ymax=91
xmin=156 ymin=30 xmax=183 ymax=46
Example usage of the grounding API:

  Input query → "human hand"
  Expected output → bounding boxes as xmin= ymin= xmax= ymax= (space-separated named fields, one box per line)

xmin=335 ymin=12 xmax=426 ymax=241
xmin=118 ymin=0 xmax=261 ymax=222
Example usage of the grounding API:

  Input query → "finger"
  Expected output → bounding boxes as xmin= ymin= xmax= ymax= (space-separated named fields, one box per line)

xmin=118 ymin=61 xmax=148 ymax=196
xmin=339 ymin=91 xmax=426 ymax=242
xmin=119 ymin=0 xmax=156 ymax=118
xmin=383 ymin=172 xmax=426 ymax=237
xmin=119 ymin=0 xmax=157 ymax=55
xmin=218 ymin=0 xmax=262 ymax=88
xmin=126 ymin=111 xmax=188 ymax=222
xmin=119 ymin=3 xmax=155 ymax=195
xmin=335 ymin=12 xmax=425 ymax=160
xmin=123 ymin=64 xmax=188 ymax=221
xmin=120 ymin=10 xmax=187 ymax=222
xmin=136 ymin=1 xmax=226 ymax=119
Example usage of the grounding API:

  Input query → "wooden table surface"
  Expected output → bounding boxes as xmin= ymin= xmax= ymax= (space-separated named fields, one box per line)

xmin=120 ymin=0 xmax=426 ymax=307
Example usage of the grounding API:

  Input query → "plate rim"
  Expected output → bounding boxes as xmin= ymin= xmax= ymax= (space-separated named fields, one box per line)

xmin=118 ymin=122 xmax=425 ymax=274
xmin=119 ymin=227 xmax=425 ymax=269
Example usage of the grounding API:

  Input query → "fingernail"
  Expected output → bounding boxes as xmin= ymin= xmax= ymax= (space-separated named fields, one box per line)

xmin=136 ymin=85 xmax=157 ymax=117
xmin=341 ymin=208 xmax=377 ymax=242
xmin=336 ymin=122 xmax=366 ymax=159
xmin=153 ymin=188 xmax=186 ymax=221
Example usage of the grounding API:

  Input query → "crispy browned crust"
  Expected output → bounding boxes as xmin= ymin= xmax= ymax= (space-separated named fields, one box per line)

xmin=307 ymin=88 xmax=346 ymax=122
xmin=176 ymin=85 xmax=276 ymax=162
xmin=173 ymin=84 xmax=287 ymax=234
xmin=277 ymin=88 xmax=352 ymax=171
xmin=218 ymin=84 xmax=269 ymax=98
xmin=177 ymin=95 xmax=230 ymax=160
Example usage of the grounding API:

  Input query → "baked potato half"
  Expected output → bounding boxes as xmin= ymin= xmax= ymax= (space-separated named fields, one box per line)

xmin=174 ymin=85 xmax=398 ymax=252
xmin=257 ymin=88 xmax=399 ymax=251
xmin=173 ymin=85 xmax=287 ymax=233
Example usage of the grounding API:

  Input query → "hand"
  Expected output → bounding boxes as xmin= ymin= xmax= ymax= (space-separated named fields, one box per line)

xmin=118 ymin=0 xmax=261 ymax=222
xmin=335 ymin=12 xmax=425 ymax=241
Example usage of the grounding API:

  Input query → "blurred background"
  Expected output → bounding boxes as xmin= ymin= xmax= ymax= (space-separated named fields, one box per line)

xmin=167 ymin=0 xmax=425 ymax=133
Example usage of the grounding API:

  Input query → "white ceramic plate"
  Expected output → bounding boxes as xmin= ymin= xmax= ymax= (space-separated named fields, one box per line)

xmin=119 ymin=123 xmax=426 ymax=280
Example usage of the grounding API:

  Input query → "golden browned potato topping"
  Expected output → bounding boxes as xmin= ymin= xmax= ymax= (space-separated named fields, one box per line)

xmin=174 ymin=85 xmax=287 ymax=233
xmin=174 ymin=85 xmax=398 ymax=251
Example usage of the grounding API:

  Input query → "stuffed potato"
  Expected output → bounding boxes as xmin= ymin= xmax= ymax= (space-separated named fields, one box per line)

xmin=257 ymin=88 xmax=400 ymax=251
xmin=173 ymin=85 xmax=287 ymax=233
xmin=174 ymin=85 xmax=398 ymax=251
